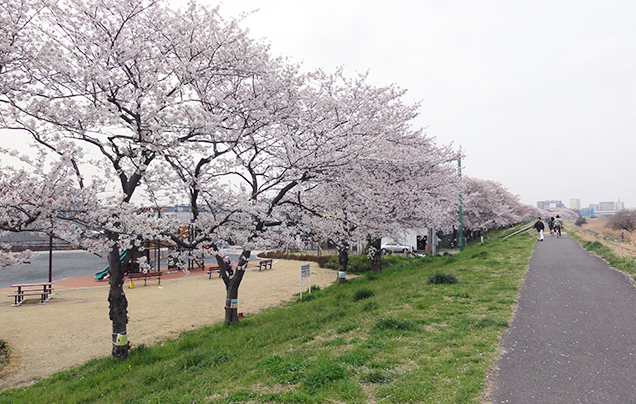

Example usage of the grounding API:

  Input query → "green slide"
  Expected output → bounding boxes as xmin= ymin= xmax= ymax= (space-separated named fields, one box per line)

xmin=94 ymin=249 xmax=129 ymax=280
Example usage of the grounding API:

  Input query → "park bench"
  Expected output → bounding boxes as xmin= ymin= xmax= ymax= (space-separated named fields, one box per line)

xmin=258 ymin=259 xmax=273 ymax=271
xmin=127 ymin=271 xmax=163 ymax=286
xmin=8 ymin=282 xmax=54 ymax=306
xmin=206 ymin=265 xmax=220 ymax=279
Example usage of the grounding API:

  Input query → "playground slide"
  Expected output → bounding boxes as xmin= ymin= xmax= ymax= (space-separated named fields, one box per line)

xmin=94 ymin=249 xmax=129 ymax=280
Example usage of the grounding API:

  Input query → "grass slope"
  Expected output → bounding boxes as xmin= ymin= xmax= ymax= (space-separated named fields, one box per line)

xmin=567 ymin=222 xmax=636 ymax=279
xmin=0 ymin=231 xmax=535 ymax=404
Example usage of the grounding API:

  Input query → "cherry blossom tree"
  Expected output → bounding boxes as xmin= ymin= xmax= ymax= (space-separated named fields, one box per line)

xmin=0 ymin=0 xmax=280 ymax=355
xmin=461 ymin=177 xmax=526 ymax=233
xmin=298 ymin=138 xmax=461 ymax=275
xmin=276 ymin=72 xmax=462 ymax=275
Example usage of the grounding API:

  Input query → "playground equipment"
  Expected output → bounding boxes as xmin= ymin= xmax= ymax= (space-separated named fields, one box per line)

xmin=94 ymin=249 xmax=130 ymax=280
xmin=94 ymin=238 xmax=208 ymax=281
xmin=94 ymin=242 xmax=163 ymax=280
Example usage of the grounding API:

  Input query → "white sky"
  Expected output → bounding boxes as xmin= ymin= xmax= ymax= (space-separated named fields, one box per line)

xmin=215 ymin=0 xmax=636 ymax=209
xmin=3 ymin=1 xmax=633 ymax=209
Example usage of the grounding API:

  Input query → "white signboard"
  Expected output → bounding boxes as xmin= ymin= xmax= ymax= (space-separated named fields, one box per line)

xmin=300 ymin=263 xmax=311 ymax=279
xmin=300 ymin=263 xmax=311 ymax=299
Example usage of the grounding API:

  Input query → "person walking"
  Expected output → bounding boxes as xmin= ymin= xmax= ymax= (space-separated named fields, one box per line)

xmin=533 ymin=217 xmax=545 ymax=241
xmin=553 ymin=215 xmax=563 ymax=238
xmin=548 ymin=217 xmax=555 ymax=236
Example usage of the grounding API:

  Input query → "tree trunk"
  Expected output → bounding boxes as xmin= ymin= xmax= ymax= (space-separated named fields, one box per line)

xmin=216 ymin=250 xmax=251 ymax=325
xmin=371 ymin=238 xmax=382 ymax=273
xmin=336 ymin=246 xmax=348 ymax=284
xmin=107 ymin=241 xmax=129 ymax=357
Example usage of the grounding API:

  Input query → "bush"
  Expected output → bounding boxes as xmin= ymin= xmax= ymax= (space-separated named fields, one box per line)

xmin=575 ymin=217 xmax=587 ymax=226
xmin=428 ymin=272 xmax=459 ymax=285
xmin=325 ymin=254 xmax=373 ymax=273
xmin=257 ymin=251 xmax=333 ymax=268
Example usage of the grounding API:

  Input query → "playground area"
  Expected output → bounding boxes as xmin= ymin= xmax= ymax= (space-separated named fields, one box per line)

xmin=0 ymin=260 xmax=337 ymax=392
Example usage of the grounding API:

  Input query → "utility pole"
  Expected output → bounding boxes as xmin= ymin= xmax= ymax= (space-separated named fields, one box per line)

xmin=458 ymin=158 xmax=464 ymax=251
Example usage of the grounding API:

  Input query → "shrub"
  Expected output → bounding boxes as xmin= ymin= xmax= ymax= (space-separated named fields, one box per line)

xmin=575 ymin=217 xmax=587 ymax=226
xmin=325 ymin=255 xmax=337 ymax=270
xmin=325 ymin=254 xmax=373 ymax=273
xmin=352 ymin=288 xmax=374 ymax=301
xmin=428 ymin=272 xmax=459 ymax=285
xmin=257 ymin=251 xmax=333 ymax=268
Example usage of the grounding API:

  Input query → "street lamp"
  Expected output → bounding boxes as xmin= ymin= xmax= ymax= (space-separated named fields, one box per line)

xmin=458 ymin=158 xmax=465 ymax=251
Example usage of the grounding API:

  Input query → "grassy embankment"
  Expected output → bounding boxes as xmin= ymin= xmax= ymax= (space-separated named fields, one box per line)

xmin=566 ymin=220 xmax=636 ymax=279
xmin=0 ymin=228 xmax=536 ymax=404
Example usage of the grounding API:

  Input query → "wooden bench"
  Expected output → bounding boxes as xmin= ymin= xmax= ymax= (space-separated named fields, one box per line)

xmin=258 ymin=259 xmax=273 ymax=271
xmin=206 ymin=265 xmax=220 ymax=279
xmin=8 ymin=282 xmax=54 ymax=306
xmin=127 ymin=271 xmax=163 ymax=286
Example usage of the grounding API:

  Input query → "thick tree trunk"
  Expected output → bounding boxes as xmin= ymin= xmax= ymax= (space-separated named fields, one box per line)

xmin=371 ymin=238 xmax=382 ymax=273
xmin=336 ymin=246 xmax=348 ymax=284
xmin=107 ymin=242 xmax=129 ymax=357
xmin=216 ymin=250 xmax=251 ymax=325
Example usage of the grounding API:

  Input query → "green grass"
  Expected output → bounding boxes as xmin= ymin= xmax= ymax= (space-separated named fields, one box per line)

xmin=0 ymin=232 xmax=535 ymax=404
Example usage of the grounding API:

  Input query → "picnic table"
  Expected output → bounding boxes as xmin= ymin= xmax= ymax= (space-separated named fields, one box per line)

xmin=8 ymin=282 xmax=54 ymax=306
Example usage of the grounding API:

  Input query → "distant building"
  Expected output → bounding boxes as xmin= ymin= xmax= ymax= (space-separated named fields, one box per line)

xmin=580 ymin=208 xmax=595 ymax=218
xmin=589 ymin=204 xmax=599 ymax=211
xmin=570 ymin=198 xmax=580 ymax=210
xmin=537 ymin=200 xmax=565 ymax=210
xmin=599 ymin=201 xmax=616 ymax=211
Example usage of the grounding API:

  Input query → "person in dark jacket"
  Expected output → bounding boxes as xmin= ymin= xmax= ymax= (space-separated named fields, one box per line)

xmin=533 ymin=217 xmax=545 ymax=241
xmin=553 ymin=215 xmax=563 ymax=238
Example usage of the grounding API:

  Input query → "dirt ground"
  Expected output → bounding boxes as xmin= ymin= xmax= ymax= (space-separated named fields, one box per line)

xmin=0 ymin=260 xmax=337 ymax=392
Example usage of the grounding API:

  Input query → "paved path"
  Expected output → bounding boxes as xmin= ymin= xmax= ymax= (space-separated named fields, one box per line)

xmin=491 ymin=234 xmax=636 ymax=403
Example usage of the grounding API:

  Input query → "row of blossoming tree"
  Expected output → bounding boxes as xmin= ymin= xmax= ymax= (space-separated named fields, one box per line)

xmin=1 ymin=0 xmax=543 ymax=357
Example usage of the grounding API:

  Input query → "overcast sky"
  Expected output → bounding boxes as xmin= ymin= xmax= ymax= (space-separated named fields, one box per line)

xmin=215 ymin=0 xmax=636 ymax=209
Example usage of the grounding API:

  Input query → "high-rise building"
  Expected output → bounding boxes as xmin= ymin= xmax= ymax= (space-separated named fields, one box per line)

xmin=570 ymin=198 xmax=580 ymax=210
xmin=537 ymin=200 xmax=564 ymax=210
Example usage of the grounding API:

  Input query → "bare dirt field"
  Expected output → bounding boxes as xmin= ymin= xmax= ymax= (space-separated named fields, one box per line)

xmin=576 ymin=218 xmax=636 ymax=257
xmin=0 ymin=260 xmax=337 ymax=392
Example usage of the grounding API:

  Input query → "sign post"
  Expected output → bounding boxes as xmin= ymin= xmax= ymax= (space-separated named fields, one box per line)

xmin=300 ymin=263 xmax=311 ymax=299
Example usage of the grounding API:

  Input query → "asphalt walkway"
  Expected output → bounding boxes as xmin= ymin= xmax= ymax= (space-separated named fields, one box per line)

xmin=491 ymin=233 xmax=636 ymax=403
